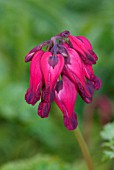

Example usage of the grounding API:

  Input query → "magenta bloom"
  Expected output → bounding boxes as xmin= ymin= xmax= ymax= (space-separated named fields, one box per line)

xmin=25 ymin=30 xmax=101 ymax=130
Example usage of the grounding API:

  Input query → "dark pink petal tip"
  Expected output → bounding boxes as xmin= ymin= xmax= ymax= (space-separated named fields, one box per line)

xmin=91 ymin=75 xmax=102 ymax=90
xmin=95 ymin=77 xmax=102 ymax=90
xmin=25 ymin=87 xmax=40 ymax=105
xmin=77 ymin=79 xmax=95 ymax=104
xmin=25 ymin=52 xmax=35 ymax=63
xmin=64 ymin=113 xmax=78 ymax=130
xmin=25 ymin=46 xmax=41 ymax=62
xmin=42 ymin=87 xmax=55 ymax=103
xmin=58 ymin=30 xmax=70 ymax=38
xmin=48 ymin=55 xmax=58 ymax=68
xmin=38 ymin=101 xmax=51 ymax=118
xmin=25 ymin=52 xmax=35 ymax=62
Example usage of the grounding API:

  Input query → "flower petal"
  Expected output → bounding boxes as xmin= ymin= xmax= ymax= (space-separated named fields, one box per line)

xmin=55 ymin=75 xmax=78 ymax=130
xmin=25 ymin=41 xmax=50 ymax=62
xmin=83 ymin=64 xmax=102 ymax=90
xmin=25 ymin=47 xmax=42 ymax=62
xmin=77 ymin=36 xmax=98 ymax=61
xmin=41 ymin=52 xmax=64 ymax=103
xmin=25 ymin=50 xmax=44 ymax=105
xmin=38 ymin=87 xmax=52 ymax=118
xmin=76 ymin=36 xmax=93 ymax=50
xmin=38 ymin=100 xmax=51 ymax=118
xmin=63 ymin=48 xmax=95 ymax=103
xmin=69 ymin=35 xmax=97 ymax=64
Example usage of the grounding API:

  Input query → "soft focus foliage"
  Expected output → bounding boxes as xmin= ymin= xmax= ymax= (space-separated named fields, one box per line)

xmin=1 ymin=154 xmax=70 ymax=170
xmin=0 ymin=0 xmax=114 ymax=169
xmin=101 ymin=122 xmax=114 ymax=160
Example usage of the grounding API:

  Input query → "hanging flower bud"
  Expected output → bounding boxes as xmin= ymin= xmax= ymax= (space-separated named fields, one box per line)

xmin=25 ymin=50 xmax=44 ymax=105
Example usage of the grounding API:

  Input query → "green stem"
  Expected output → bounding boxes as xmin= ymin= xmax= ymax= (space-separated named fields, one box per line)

xmin=74 ymin=126 xmax=94 ymax=170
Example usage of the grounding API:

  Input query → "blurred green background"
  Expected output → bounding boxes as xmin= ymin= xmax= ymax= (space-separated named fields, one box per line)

xmin=0 ymin=0 xmax=114 ymax=169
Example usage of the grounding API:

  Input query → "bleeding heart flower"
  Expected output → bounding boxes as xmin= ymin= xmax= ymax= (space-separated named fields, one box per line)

xmin=40 ymin=52 xmax=64 ymax=103
xmin=25 ymin=50 xmax=44 ymax=105
xmin=68 ymin=34 xmax=98 ymax=64
xmin=63 ymin=48 xmax=94 ymax=103
xmin=55 ymin=75 xmax=78 ymax=130
xmin=38 ymin=52 xmax=64 ymax=118
xmin=25 ymin=30 xmax=101 ymax=130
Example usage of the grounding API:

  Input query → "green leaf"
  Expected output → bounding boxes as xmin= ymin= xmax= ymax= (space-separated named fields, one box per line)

xmin=103 ymin=150 xmax=114 ymax=160
xmin=101 ymin=122 xmax=114 ymax=140
xmin=101 ymin=122 xmax=114 ymax=161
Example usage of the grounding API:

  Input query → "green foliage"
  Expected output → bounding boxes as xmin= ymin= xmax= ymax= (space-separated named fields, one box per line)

xmin=101 ymin=122 xmax=114 ymax=160
xmin=0 ymin=153 xmax=108 ymax=170
xmin=0 ymin=82 xmax=81 ymax=164
xmin=0 ymin=154 xmax=70 ymax=170
xmin=0 ymin=0 xmax=114 ymax=169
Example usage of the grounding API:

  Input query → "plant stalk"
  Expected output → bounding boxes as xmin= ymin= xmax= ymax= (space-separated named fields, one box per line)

xmin=74 ymin=126 xmax=94 ymax=170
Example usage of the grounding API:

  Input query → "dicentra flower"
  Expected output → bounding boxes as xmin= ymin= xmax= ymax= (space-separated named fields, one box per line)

xmin=25 ymin=30 xmax=101 ymax=130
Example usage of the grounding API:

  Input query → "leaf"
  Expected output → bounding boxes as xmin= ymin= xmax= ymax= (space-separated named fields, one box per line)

xmin=100 ymin=122 xmax=114 ymax=140
xmin=103 ymin=150 xmax=114 ymax=160
xmin=101 ymin=122 xmax=114 ymax=161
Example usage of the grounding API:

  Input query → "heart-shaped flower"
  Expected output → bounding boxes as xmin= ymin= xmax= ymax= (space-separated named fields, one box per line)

xmin=25 ymin=30 xmax=101 ymax=130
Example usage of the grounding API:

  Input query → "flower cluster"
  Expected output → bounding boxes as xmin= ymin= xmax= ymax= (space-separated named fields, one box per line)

xmin=25 ymin=30 xmax=101 ymax=130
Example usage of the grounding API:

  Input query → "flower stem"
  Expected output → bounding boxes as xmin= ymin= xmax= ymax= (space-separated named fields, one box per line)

xmin=74 ymin=126 xmax=94 ymax=170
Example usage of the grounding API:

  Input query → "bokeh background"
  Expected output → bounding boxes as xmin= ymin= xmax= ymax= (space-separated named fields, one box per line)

xmin=0 ymin=0 xmax=114 ymax=169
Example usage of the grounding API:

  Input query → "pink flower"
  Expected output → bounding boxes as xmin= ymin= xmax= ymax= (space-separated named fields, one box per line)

xmin=25 ymin=30 xmax=101 ymax=130
xmin=69 ymin=35 xmax=98 ymax=64
xmin=25 ymin=50 xmax=44 ymax=105
xmin=38 ymin=52 xmax=64 ymax=118
xmin=55 ymin=75 xmax=78 ymax=130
